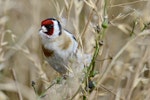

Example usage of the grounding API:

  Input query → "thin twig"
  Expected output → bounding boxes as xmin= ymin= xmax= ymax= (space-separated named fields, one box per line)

xmin=99 ymin=84 xmax=124 ymax=100
xmin=66 ymin=0 xmax=74 ymax=21
xmin=109 ymin=0 xmax=148 ymax=8
xmin=11 ymin=68 xmax=23 ymax=100
xmin=39 ymin=81 xmax=56 ymax=98
xmin=80 ymin=0 xmax=99 ymax=38
xmin=70 ymin=85 xmax=82 ymax=100
xmin=97 ymin=30 xmax=150 ymax=87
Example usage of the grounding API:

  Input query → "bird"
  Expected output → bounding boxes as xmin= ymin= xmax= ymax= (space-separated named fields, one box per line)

xmin=39 ymin=18 xmax=78 ymax=75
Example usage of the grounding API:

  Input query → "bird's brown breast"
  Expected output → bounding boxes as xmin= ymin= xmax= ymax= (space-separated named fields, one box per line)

xmin=58 ymin=32 xmax=72 ymax=50
xmin=42 ymin=45 xmax=54 ymax=57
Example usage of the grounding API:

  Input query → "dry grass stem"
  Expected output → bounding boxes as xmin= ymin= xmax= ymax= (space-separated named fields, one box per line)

xmin=0 ymin=0 xmax=150 ymax=100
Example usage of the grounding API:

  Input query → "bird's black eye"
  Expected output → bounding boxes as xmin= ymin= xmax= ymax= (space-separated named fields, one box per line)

xmin=45 ymin=24 xmax=53 ymax=30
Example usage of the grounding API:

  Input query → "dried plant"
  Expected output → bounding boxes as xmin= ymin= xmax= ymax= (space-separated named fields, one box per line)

xmin=0 ymin=0 xmax=150 ymax=100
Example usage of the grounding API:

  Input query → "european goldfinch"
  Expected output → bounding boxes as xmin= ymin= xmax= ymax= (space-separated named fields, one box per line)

xmin=39 ymin=18 xmax=78 ymax=75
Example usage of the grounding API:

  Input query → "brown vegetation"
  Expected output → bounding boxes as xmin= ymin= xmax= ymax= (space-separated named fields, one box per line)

xmin=0 ymin=0 xmax=150 ymax=100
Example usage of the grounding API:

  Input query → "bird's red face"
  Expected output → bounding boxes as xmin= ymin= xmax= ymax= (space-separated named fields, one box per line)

xmin=39 ymin=18 xmax=62 ymax=39
xmin=41 ymin=19 xmax=54 ymax=36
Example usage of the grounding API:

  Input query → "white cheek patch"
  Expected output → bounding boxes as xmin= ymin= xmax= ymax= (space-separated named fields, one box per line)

xmin=53 ymin=21 xmax=60 ymax=36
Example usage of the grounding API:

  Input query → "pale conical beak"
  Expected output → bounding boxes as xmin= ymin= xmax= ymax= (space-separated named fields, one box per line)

xmin=40 ymin=26 xmax=48 ymax=33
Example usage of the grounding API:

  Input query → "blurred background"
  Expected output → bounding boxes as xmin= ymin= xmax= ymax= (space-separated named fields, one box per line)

xmin=0 ymin=0 xmax=150 ymax=100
